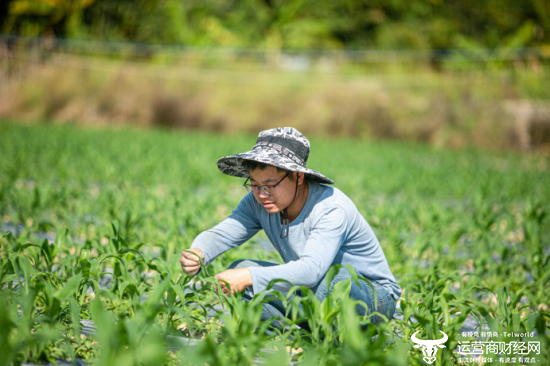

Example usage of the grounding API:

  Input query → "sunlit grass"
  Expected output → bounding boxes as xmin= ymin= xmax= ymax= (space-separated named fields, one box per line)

xmin=0 ymin=122 xmax=549 ymax=365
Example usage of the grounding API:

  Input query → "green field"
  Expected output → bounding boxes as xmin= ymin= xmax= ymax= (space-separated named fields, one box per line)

xmin=1 ymin=122 xmax=549 ymax=365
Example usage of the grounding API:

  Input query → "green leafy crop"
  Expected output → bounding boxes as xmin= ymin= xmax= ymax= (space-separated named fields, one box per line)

xmin=0 ymin=122 xmax=548 ymax=365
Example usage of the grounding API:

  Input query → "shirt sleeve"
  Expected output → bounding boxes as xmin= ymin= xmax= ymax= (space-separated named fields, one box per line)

xmin=248 ymin=206 xmax=348 ymax=294
xmin=190 ymin=193 xmax=261 ymax=266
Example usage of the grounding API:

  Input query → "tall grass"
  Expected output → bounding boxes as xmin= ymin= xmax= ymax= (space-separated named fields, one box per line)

xmin=1 ymin=44 xmax=550 ymax=151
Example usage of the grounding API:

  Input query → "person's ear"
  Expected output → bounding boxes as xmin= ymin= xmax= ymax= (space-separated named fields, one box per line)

xmin=298 ymin=172 xmax=305 ymax=185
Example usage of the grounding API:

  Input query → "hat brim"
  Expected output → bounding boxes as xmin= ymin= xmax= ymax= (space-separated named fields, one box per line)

xmin=217 ymin=149 xmax=334 ymax=184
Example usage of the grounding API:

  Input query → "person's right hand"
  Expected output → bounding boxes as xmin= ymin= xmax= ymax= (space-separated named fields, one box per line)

xmin=180 ymin=248 xmax=205 ymax=275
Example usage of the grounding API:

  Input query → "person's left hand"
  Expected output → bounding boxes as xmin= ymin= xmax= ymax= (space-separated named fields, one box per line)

xmin=214 ymin=268 xmax=252 ymax=295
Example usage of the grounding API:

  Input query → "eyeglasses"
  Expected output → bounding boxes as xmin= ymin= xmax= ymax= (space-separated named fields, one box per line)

xmin=243 ymin=172 xmax=290 ymax=196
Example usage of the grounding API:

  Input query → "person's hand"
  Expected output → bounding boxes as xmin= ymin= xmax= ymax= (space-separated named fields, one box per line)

xmin=214 ymin=268 xmax=252 ymax=295
xmin=180 ymin=248 xmax=205 ymax=275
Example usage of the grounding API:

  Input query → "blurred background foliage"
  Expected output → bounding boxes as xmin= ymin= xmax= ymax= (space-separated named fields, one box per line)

xmin=1 ymin=0 xmax=550 ymax=151
xmin=1 ymin=0 xmax=549 ymax=49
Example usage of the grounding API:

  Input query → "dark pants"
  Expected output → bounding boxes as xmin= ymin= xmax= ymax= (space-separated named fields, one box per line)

xmin=228 ymin=259 xmax=397 ymax=329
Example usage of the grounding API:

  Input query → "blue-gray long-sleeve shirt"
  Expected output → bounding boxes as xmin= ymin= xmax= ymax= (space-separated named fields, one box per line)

xmin=191 ymin=181 xmax=401 ymax=300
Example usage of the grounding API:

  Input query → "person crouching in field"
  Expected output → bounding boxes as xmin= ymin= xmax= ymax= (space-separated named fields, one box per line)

xmin=180 ymin=127 xmax=401 ymax=327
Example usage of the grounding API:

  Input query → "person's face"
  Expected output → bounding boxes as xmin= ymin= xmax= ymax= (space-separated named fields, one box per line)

xmin=248 ymin=166 xmax=302 ymax=214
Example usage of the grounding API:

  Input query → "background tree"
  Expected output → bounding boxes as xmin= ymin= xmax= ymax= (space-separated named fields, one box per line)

xmin=1 ymin=0 xmax=549 ymax=49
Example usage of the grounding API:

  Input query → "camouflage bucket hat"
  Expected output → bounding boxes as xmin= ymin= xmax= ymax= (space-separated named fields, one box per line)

xmin=217 ymin=127 xmax=334 ymax=184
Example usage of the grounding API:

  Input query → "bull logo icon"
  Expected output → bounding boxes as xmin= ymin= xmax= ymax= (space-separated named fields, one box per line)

xmin=410 ymin=330 xmax=448 ymax=364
